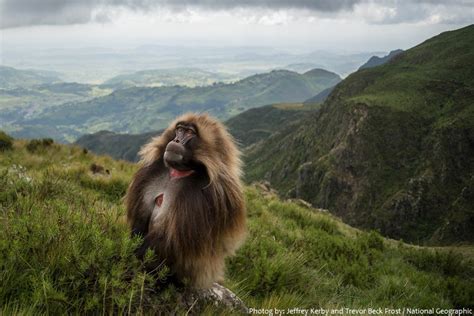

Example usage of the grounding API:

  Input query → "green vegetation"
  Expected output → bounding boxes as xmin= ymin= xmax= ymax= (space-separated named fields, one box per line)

xmin=9 ymin=69 xmax=340 ymax=141
xmin=0 ymin=139 xmax=176 ymax=314
xmin=0 ymin=131 xmax=14 ymax=151
xmin=245 ymin=25 xmax=474 ymax=244
xmin=102 ymin=68 xmax=238 ymax=89
xmin=0 ymin=81 xmax=112 ymax=143
xmin=1 ymin=137 xmax=473 ymax=313
xmin=26 ymin=138 xmax=55 ymax=153
xmin=226 ymin=103 xmax=318 ymax=149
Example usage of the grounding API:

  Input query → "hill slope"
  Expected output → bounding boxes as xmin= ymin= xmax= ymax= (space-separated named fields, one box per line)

xmin=0 ymin=66 xmax=61 ymax=89
xmin=1 ymin=137 xmax=473 ymax=313
xmin=75 ymin=103 xmax=318 ymax=161
xmin=245 ymin=25 xmax=474 ymax=244
xmin=16 ymin=69 xmax=341 ymax=140
xmin=226 ymin=103 xmax=318 ymax=148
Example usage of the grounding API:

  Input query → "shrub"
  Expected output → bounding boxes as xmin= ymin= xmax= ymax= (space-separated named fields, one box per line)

xmin=0 ymin=131 xmax=13 ymax=151
xmin=26 ymin=138 xmax=54 ymax=153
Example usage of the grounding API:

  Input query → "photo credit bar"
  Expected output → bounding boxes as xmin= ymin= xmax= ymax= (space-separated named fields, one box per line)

xmin=248 ymin=307 xmax=474 ymax=315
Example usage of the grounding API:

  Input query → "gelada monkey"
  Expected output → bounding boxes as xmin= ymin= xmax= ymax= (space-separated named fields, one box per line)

xmin=125 ymin=113 xmax=246 ymax=288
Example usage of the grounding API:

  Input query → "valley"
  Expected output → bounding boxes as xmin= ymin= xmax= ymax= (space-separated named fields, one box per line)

xmin=0 ymin=67 xmax=340 ymax=142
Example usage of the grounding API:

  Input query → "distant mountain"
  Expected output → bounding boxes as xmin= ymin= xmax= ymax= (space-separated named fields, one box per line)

xmin=283 ymin=63 xmax=322 ymax=73
xmin=244 ymin=25 xmax=474 ymax=244
xmin=101 ymin=68 xmax=237 ymax=89
xmin=0 ymin=66 xmax=62 ymax=89
xmin=304 ymin=50 xmax=385 ymax=76
xmin=18 ymin=68 xmax=341 ymax=140
xmin=0 ymin=76 xmax=111 ymax=143
xmin=358 ymin=49 xmax=404 ymax=70
xmin=75 ymin=103 xmax=315 ymax=160
xmin=302 ymin=69 xmax=346 ymax=104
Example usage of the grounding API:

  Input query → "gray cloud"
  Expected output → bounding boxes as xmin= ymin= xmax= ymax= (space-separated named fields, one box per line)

xmin=1 ymin=0 xmax=97 ymax=28
xmin=1 ymin=0 xmax=472 ymax=29
xmin=0 ymin=0 xmax=361 ymax=28
xmin=360 ymin=1 xmax=474 ymax=25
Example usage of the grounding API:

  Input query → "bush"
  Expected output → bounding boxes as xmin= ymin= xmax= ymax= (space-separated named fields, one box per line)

xmin=0 ymin=131 xmax=13 ymax=151
xmin=26 ymin=138 xmax=54 ymax=153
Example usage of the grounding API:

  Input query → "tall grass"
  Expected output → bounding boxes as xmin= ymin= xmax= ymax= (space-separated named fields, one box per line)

xmin=1 ymin=140 xmax=473 ymax=313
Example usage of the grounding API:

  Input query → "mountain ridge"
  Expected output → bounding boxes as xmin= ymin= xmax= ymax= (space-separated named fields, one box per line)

xmin=244 ymin=24 xmax=474 ymax=244
xmin=358 ymin=49 xmax=404 ymax=70
xmin=0 ymin=65 xmax=62 ymax=89
xmin=74 ymin=103 xmax=318 ymax=161
xmin=15 ymin=68 xmax=341 ymax=140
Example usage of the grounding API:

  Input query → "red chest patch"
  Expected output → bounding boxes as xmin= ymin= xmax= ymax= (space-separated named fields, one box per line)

xmin=155 ymin=193 xmax=164 ymax=208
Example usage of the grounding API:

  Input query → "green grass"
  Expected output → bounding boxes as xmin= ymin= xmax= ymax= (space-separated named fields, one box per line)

xmin=1 ymin=139 xmax=473 ymax=314
xmin=230 ymin=189 xmax=473 ymax=309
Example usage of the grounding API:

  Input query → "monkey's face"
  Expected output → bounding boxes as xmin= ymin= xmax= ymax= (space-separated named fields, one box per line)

xmin=163 ymin=122 xmax=199 ymax=177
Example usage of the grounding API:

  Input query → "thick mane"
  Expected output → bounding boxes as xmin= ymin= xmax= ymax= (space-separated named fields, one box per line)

xmin=127 ymin=113 xmax=246 ymax=287
xmin=164 ymin=172 xmax=244 ymax=257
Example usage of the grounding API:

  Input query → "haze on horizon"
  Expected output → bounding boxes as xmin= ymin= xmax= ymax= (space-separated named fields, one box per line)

xmin=1 ymin=0 xmax=473 ymax=82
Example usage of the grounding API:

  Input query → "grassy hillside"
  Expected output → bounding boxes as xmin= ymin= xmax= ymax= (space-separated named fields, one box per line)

xmin=101 ymin=68 xmax=237 ymax=89
xmin=1 ymin=137 xmax=473 ymax=314
xmin=13 ymin=69 xmax=340 ymax=141
xmin=245 ymin=25 xmax=474 ymax=244
xmin=226 ymin=103 xmax=319 ymax=149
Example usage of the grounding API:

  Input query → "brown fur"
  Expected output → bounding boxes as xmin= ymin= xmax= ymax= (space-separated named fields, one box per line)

xmin=125 ymin=113 xmax=246 ymax=288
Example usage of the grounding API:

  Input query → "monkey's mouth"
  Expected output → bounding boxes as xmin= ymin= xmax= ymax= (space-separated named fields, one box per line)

xmin=164 ymin=142 xmax=199 ymax=179
xmin=169 ymin=168 xmax=195 ymax=179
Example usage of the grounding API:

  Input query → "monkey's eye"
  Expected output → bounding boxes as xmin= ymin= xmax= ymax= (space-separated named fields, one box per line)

xmin=176 ymin=126 xmax=185 ymax=134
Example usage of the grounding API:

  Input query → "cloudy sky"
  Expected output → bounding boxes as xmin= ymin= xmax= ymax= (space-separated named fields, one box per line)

xmin=1 ymin=0 xmax=473 ymax=52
